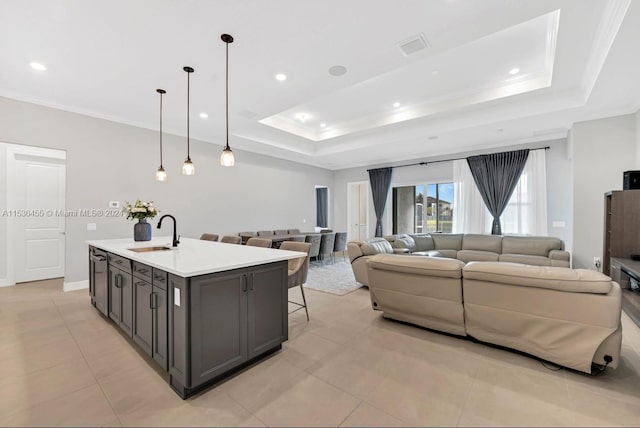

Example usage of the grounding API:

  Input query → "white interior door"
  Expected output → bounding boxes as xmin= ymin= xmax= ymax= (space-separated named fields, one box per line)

xmin=7 ymin=146 xmax=66 ymax=283
xmin=347 ymin=181 xmax=369 ymax=241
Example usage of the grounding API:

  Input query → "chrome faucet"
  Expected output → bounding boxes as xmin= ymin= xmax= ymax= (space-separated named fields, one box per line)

xmin=157 ymin=214 xmax=180 ymax=247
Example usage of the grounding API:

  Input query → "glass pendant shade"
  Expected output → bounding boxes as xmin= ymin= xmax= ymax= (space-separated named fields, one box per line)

xmin=155 ymin=166 xmax=167 ymax=181
xmin=220 ymin=147 xmax=235 ymax=167
xmin=182 ymin=158 xmax=195 ymax=175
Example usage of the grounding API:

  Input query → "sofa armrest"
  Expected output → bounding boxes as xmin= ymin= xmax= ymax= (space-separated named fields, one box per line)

xmin=393 ymin=248 xmax=411 ymax=254
xmin=549 ymin=250 xmax=570 ymax=261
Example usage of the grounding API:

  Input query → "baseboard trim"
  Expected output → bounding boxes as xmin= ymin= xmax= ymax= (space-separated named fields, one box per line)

xmin=63 ymin=280 xmax=89 ymax=292
xmin=0 ymin=279 xmax=15 ymax=287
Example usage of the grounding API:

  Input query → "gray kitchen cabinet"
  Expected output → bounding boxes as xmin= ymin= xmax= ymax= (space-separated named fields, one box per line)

xmin=184 ymin=262 xmax=287 ymax=392
xmin=152 ymin=268 xmax=169 ymax=370
xmin=133 ymin=277 xmax=153 ymax=356
xmin=108 ymin=253 xmax=133 ymax=338
xmin=90 ymin=240 xmax=292 ymax=400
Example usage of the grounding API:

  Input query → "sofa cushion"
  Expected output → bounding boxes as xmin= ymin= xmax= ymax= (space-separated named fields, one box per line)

xmin=360 ymin=238 xmax=394 ymax=256
xmin=409 ymin=234 xmax=435 ymax=252
xmin=463 ymin=262 xmax=612 ymax=294
xmin=499 ymin=254 xmax=552 ymax=266
xmin=389 ymin=234 xmax=417 ymax=252
xmin=462 ymin=234 xmax=502 ymax=253
xmin=426 ymin=249 xmax=458 ymax=259
xmin=368 ymin=254 xmax=464 ymax=278
xmin=431 ymin=233 xmax=463 ymax=251
xmin=502 ymin=236 xmax=563 ymax=257
xmin=457 ymin=250 xmax=500 ymax=263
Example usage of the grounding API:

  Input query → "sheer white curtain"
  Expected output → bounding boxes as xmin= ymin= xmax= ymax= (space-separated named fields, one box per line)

xmin=452 ymin=159 xmax=491 ymax=233
xmin=500 ymin=149 xmax=548 ymax=235
xmin=452 ymin=150 xmax=548 ymax=235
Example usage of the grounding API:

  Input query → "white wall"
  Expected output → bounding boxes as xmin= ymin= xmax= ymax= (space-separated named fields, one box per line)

xmin=0 ymin=96 xmax=332 ymax=284
xmin=0 ymin=144 xmax=7 ymax=282
xmin=333 ymin=139 xmax=572 ymax=246
xmin=571 ymin=113 xmax=637 ymax=269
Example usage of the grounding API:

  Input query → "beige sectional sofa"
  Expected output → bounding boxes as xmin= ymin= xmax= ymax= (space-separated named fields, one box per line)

xmin=367 ymin=254 xmax=622 ymax=374
xmin=347 ymin=233 xmax=571 ymax=287
xmin=385 ymin=233 xmax=571 ymax=267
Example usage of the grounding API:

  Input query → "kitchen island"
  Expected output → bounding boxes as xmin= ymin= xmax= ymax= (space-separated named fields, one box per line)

xmin=87 ymin=237 xmax=306 ymax=399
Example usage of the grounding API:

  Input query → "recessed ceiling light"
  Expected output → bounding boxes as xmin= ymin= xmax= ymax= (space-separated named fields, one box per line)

xmin=29 ymin=62 xmax=46 ymax=71
xmin=509 ymin=68 xmax=520 ymax=75
xmin=297 ymin=113 xmax=309 ymax=123
xmin=393 ymin=102 xmax=401 ymax=108
xmin=328 ymin=65 xmax=347 ymax=76
xmin=320 ymin=123 xmax=326 ymax=128
xmin=199 ymin=112 xmax=208 ymax=119
xmin=275 ymin=73 xmax=287 ymax=81
xmin=431 ymin=69 xmax=440 ymax=75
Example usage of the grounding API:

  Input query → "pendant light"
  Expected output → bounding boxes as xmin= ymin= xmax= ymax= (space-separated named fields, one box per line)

xmin=155 ymin=89 xmax=167 ymax=181
xmin=220 ymin=34 xmax=235 ymax=167
xmin=182 ymin=66 xmax=195 ymax=175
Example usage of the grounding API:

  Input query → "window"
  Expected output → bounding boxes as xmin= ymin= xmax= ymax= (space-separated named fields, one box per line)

xmin=392 ymin=182 xmax=454 ymax=234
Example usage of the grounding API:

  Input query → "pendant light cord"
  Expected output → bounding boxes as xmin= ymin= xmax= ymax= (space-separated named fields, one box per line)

xmin=225 ymin=40 xmax=229 ymax=150
xmin=187 ymin=70 xmax=191 ymax=160
xmin=159 ymin=91 xmax=163 ymax=167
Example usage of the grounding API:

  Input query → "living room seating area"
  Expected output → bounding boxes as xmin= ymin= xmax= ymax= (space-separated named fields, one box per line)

xmin=366 ymin=253 xmax=622 ymax=374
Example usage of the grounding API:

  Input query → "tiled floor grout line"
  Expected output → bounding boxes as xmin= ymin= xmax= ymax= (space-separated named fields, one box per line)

xmin=336 ymin=398 xmax=363 ymax=427
xmin=218 ymin=389 xmax=269 ymax=428
xmin=55 ymin=300 xmax=124 ymax=427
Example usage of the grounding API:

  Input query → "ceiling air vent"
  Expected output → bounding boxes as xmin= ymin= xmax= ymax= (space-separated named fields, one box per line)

xmin=398 ymin=33 xmax=430 ymax=56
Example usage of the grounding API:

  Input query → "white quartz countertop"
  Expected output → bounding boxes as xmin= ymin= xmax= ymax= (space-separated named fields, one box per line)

xmin=87 ymin=237 xmax=306 ymax=277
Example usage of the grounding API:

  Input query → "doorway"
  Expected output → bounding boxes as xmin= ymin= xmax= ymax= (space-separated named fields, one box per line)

xmin=4 ymin=144 xmax=66 ymax=285
xmin=347 ymin=181 xmax=369 ymax=241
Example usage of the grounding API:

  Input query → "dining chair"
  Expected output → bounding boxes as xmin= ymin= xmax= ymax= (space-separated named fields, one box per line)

xmin=332 ymin=232 xmax=348 ymax=262
xmin=220 ymin=235 xmax=242 ymax=244
xmin=246 ymin=237 xmax=273 ymax=248
xmin=199 ymin=233 xmax=219 ymax=241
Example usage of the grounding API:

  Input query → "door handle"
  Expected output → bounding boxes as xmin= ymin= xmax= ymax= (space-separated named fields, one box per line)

xmin=242 ymin=274 xmax=248 ymax=292
xmin=249 ymin=273 xmax=254 ymax=291
xmin=150 ymin=292 xmax=156 ymax=309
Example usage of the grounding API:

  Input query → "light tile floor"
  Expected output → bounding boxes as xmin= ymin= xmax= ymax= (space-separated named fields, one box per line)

xmin=1 ymin=278 xmax=640 ymax=427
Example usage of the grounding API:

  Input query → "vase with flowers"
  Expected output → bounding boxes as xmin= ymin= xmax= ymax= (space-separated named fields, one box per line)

xmin=123 ymin=200 xmax=159 ymax=241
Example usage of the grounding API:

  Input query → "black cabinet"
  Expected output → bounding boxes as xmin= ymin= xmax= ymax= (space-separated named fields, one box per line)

xmin=133 ymin=264 xmax=169 ymax=369
xmin=152 ymin=269 xmax=168 ymax=370
xmin=89 ymin=247 xmax=108 ymax=316
xmin=187 ymin=262 xmax=287 ymax=388
xmin=133 ymin=277 xmax=153 ymax=356
xmin=108 ymin=253 xmax=133 ymax=338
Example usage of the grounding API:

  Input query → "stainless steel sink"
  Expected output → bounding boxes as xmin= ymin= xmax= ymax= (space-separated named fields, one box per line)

xmin=127 ymin=246 xmax=171 ymax=253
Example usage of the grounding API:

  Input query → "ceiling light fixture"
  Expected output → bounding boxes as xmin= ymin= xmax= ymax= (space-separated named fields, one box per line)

xmin=29 ymin=62 xmax=46 ymax=71
xmin=199 ymin=112 xmax=208 ymax=119
xmin=509 ymin=68 xmax=520 ymax=75
xmin=297 ymin=114 xmax=308 ymax=123
xmin=275 ymin=73 xmax=287 ymax=81
xmin=320 ymin=123 xmax=326 ymax=128
xmin=155 ymin=89 xmax=167 ymax=182
xmin=220 ymin=33 xmax=236 ymax=167
xmin=182 ymin=66 xmax=195 ymax=175
xmin=328 ymin=65 xmax=347 ymax=76
xmin=393 ymin=102 xmax=401 ymax=108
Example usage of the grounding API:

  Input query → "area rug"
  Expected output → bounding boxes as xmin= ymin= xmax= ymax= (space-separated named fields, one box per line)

xmin=305 ymin=259 xmax=362 ymax=296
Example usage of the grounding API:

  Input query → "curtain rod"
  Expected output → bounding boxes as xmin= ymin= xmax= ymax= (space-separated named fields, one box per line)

xmin=367 ymin=146 xmax=550 ymax=172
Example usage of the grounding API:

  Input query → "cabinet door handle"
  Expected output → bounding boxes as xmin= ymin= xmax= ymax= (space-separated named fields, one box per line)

xmin=249 ymin=273 xmax=254 ymax=291
xmin=138 ymin=268 xmax=149 ymax=274
xmin=242 ymin=274 xmax=248 ymax=292
xmin=115 ymin=273 xmax=121 ymax=288
xmin=135 ymin=281 xmax=147 ymax=287
xmin=150 ymin=292 xmax=156 ymax=309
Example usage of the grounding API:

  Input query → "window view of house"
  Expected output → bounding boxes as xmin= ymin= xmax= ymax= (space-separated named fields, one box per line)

xmin=393 ymin=182 xmax=454 ymax=234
